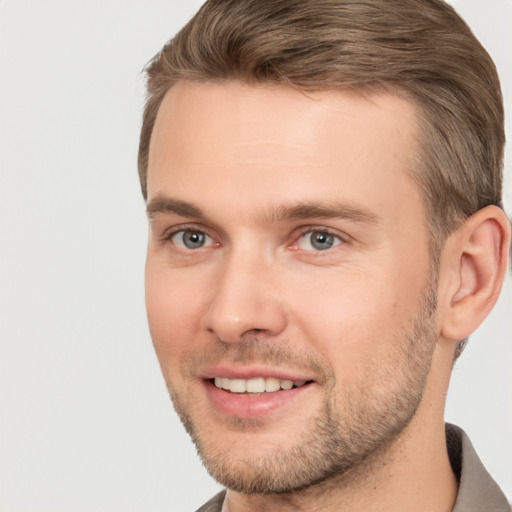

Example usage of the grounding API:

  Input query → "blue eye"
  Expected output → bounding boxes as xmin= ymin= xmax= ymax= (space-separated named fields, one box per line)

xmin=171 ymin=230 xmax=213 ymax=249
xmin=297 ymin=230 xmax=341 ymax=251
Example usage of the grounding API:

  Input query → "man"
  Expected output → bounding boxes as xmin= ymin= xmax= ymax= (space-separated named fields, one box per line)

xmin=138 ymin=0 xmax=511 ymax=510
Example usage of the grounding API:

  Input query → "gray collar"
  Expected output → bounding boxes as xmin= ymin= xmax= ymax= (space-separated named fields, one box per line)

xmin=447 ymin=423 xmax=510 ymax=512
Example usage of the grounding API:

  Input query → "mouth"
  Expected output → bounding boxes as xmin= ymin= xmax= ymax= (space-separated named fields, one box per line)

xmin=202 ymin=368 xmax=318 ymax=418
xmin=211 ymin=377 xmax=312 ymax=394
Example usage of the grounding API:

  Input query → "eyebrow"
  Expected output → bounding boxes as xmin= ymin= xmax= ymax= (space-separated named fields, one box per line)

xmin=146 ymin=195 xmax=378 ymax=225
xmin=266 ymin=202 xmax=378 ymax=224
xmin=146 ymin=197 xmax=205 ymax=219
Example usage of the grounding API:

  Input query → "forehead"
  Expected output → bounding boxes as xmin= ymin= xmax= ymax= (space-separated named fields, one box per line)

xmin=147 ymin=81 xmax=422 ymax=225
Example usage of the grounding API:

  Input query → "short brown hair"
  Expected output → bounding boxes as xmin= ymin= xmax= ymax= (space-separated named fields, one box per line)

xmin=138 ymin=0 xmax=504 ymax=245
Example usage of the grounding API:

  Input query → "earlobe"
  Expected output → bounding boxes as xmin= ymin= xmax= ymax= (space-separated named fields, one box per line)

xmin=441 ymin=205 xmax=511 ymax=341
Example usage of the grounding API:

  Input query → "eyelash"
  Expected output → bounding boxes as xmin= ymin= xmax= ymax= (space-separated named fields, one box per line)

xmin=291 ymin=226 xmax=346 ymax=252
xmin=159 ymin=225 xmax=348 ymax=252
xmin=160 ymin=225 xmax=217 ymax=247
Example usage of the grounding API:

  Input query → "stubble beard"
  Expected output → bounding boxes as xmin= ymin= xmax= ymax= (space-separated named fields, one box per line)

xmin=166 ymin=277 xmax=439 ymax=495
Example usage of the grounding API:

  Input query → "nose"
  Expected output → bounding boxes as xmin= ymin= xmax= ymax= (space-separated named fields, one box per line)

xmin=201 ymin=250 xmax=287 ymax=343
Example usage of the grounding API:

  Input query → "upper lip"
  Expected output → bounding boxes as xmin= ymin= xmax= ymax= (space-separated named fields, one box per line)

xmin=199 ymin=365 xmax=316 ymax=382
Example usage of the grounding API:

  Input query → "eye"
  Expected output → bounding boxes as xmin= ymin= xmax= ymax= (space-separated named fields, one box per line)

xmin=296 ymin=230 xmax=342 ymax=251
xmin=171 ymin=229 xmax=215 ymax=250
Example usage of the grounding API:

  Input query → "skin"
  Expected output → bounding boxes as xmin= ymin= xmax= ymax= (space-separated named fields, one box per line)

xmin=144 ymin=81 xmax=509 ymax=511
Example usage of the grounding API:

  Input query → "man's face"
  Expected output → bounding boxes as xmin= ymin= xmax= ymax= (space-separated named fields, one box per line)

xmin=145 ymin=82 xmax=439 ymax=493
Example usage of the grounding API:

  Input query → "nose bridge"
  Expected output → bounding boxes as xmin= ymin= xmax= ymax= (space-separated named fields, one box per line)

xmin=202 ymin=242 xmax=286 ymax=342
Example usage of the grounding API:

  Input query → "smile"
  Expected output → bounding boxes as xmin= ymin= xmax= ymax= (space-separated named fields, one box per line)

xmin=203 ymin=373 xmax=317 ymax=418
xmin=213 ymin=377 xmax=309 ymax=394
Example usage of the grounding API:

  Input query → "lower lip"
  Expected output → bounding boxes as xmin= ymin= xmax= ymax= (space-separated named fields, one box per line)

xmin=204 ymin=380 xmax=313 ymax=418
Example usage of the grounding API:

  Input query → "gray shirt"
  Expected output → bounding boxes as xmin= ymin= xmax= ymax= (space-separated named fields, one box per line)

xmin=196 ymin=424 xmax=510 ymax=512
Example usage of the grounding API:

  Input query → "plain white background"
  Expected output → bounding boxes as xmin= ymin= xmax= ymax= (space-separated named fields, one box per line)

xmin=0 ymin=1 xmax=510 ymax=511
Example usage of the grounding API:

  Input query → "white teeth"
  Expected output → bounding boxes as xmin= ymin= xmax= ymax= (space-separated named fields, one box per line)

xmin=215 ymin=377 xmax=232 ymax=390
xmin=213 ymin=377 xmax=308 ymax=393
xmin=246 ymin=377 xmax=265 ymax=393
xmin=265 ymin=377 xmax=281 ymax=392
xmin=229 ymin=379 xmax=247 ymax=393
xmin=280 ymin=379 xmax=293 ymax=390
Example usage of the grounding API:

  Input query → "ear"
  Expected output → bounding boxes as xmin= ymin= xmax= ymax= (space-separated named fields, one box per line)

xmin=440 ymin=205 xmax=511 ymax=341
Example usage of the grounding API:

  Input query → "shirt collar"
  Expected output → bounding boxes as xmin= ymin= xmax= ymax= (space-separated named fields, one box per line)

xmin=447 ymin=423 xmax=510 ymax=512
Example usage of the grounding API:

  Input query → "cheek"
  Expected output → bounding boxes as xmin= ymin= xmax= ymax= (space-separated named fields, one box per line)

xmin=289 ymin=268 xmax=420 ymax=363
xmin=145 ymin=263 xmax=203 ymax=368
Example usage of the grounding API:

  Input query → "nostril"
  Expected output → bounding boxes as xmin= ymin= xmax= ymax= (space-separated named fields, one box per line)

xmin=201 ymin=292 xmax=288 ymax=342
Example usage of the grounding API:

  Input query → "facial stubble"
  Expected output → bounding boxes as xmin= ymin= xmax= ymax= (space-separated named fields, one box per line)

xmin=165 ymin=277 xmax=439 ymax=495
